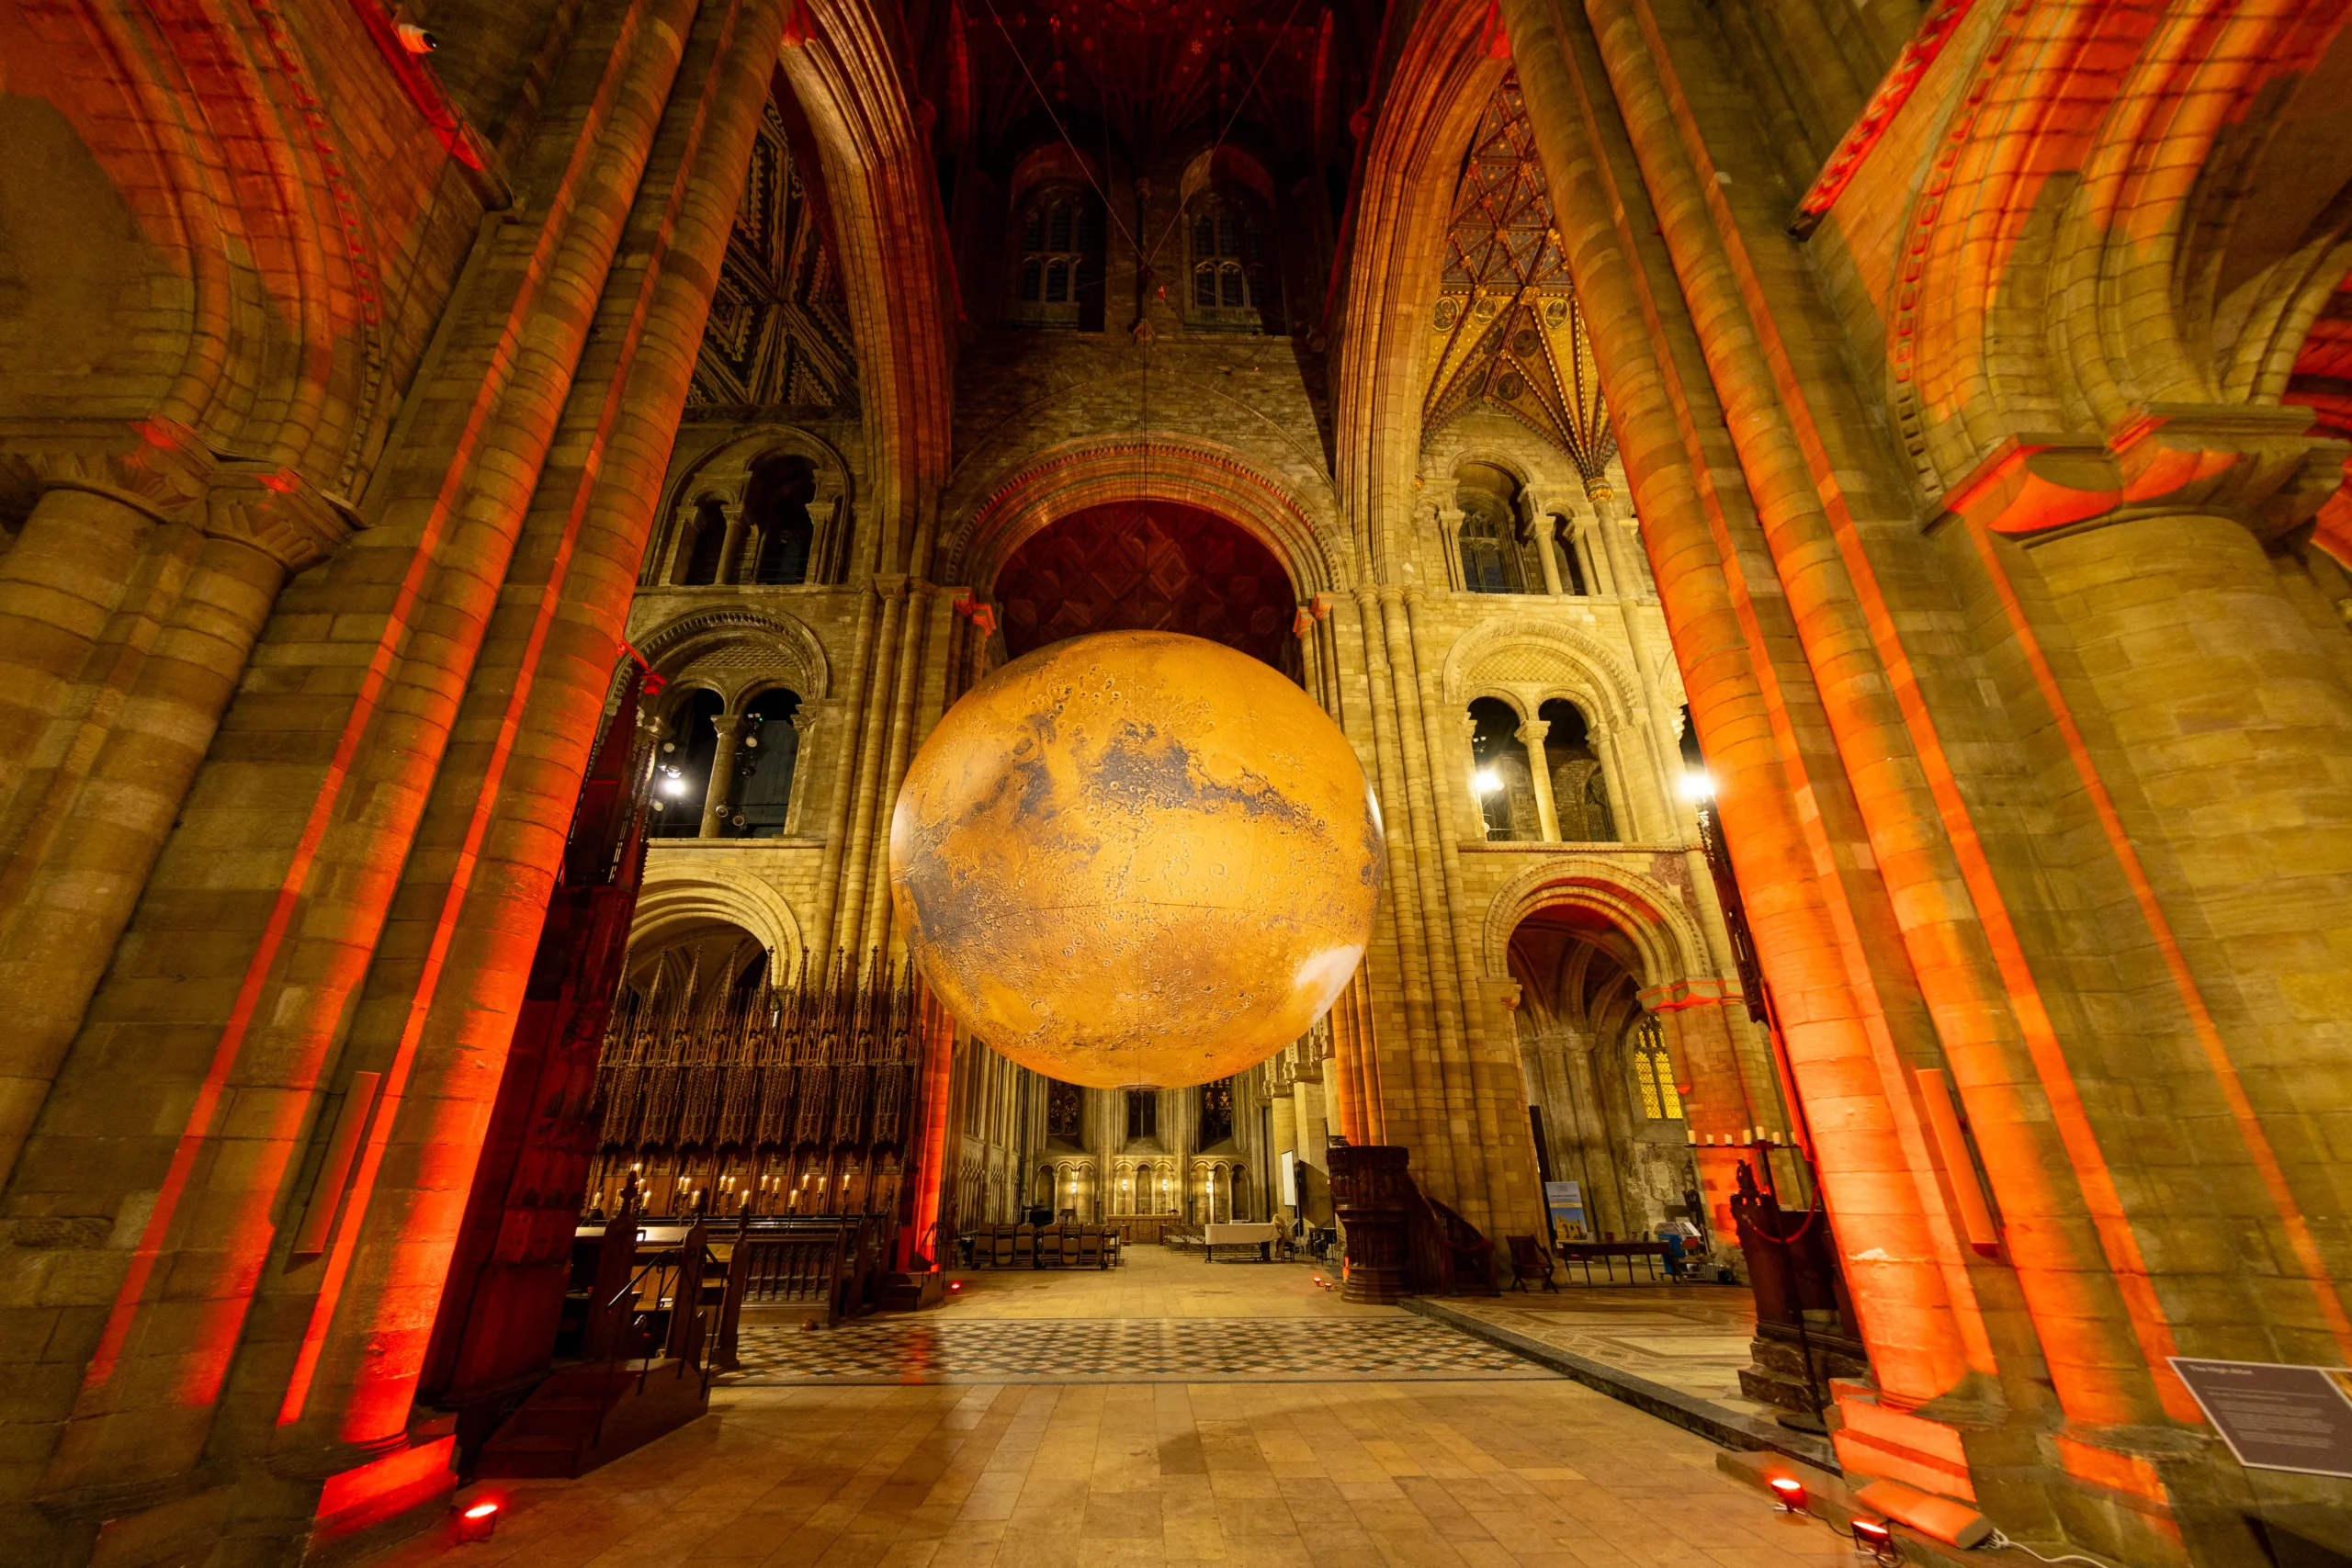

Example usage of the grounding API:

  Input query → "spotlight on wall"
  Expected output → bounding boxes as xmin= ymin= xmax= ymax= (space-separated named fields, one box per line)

xmin=1679 ymin=770 xmax=1715 ymax=802
xmin=660 ymin=768 xmax=687 ymax=796
xmin=456 ymin=1501 xmax=499 ymax=1542
xmin=1474 ymin=768 xmax=1502 ymax=795
xmin=1767 ymin=1475 xmax=1805 ymax=1515
xmin=396 ymin=20 xmax=439 ymax=51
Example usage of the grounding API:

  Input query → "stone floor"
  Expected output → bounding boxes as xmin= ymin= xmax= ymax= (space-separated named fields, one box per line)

xmin=1432 ymin=1283 xmax=1774 ymax=1422
xmin=367 ymin=1248 xmax=1856 ymax=1567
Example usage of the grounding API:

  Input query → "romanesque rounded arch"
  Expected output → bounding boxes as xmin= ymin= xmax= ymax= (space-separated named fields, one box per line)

xmin=1441 ymin=615 xmax=1644 ymax=726
xmin=628 ymin=862 xmax=806 ymax=972
xmin=941 ymin=434 xmax=1340 ymax=597
xmin=666 ymin=423 xmax=854 ymax=515
xmin=780 ymin=0 xmax=955 ymax=577
xmin=1480 ymin=858 xmax=1711 ymax=995
xmin=635 ymin=605 xmax=831 ymax=705
xmin=1447 ymin=447 xmax=1544 ymax=497
xmin=655 ymin=426 xmax=855 ymax=584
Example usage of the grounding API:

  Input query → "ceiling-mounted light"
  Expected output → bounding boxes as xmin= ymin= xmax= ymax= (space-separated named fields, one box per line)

xmin=1679 ymin=770 xmax=1715 ymax=802
xmin=1474 ymin=768 xmax=1502 ymax=795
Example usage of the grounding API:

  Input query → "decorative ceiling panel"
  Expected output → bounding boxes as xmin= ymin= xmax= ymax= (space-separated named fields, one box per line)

xmin=1423 ymin=77 xmax=1611 ymax=475
xmin=686 ymin=78 xmax=859 ymax=416
xmin=991 ymin=500 xmax=1293 ymax=667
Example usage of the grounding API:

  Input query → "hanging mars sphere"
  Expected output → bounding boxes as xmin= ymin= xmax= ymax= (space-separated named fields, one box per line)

xmin=888 ymin=630 xmax=1385 ymax=1089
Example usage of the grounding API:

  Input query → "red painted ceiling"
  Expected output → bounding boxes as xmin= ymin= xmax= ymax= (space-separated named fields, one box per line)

xmin=991 ymin=500 xmax=1294 ymax=666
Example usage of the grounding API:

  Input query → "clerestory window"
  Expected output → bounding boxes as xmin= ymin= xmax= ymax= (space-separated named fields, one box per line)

xmin=1189 ymin=195 xmax=1277 ymax=332
xmin=1013 ymin=189 xmax=1102 ymax=329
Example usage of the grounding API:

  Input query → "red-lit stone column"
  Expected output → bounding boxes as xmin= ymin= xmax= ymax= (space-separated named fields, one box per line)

xmin=257 ymin=0 xmax=787 ymax=1483
xmin=26 ymin=0 xmax=698 ymax=1509
xmin=1500 ymin=0 xmax=1981 ymax=1410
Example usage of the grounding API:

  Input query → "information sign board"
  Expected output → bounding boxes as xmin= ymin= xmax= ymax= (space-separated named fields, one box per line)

xmin=2170 ymin=1358 xmax=2352 ymax=1479
xmin=1544 ymin=1179 xmax=1588 ymax=1243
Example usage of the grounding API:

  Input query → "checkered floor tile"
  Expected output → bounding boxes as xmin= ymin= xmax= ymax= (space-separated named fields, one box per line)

xmin=720 ymin=1315 xmax=1554 ymax=1384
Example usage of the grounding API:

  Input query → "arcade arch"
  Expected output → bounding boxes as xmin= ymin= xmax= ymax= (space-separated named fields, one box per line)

xmin=1490 ymin=871 xmax=1713 ymax=1247
xmin=651 ymin=427 xmax=856 ymax=587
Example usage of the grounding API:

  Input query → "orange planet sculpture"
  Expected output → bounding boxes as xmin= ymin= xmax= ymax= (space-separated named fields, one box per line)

xmin=888 ymin=630 xmax=1384 ymax=1089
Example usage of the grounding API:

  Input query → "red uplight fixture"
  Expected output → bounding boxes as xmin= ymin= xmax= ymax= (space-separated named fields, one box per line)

xmin=1768 ymin=1475 xmax=1806 ymax=1514
xmin=1850 ymin=1517 xmax=1897 ymax=1563
xmin=457 ymin=1501 xmax=499 ymax=1542
xmin=948 ymin=1280 xmax=963 ymax=1294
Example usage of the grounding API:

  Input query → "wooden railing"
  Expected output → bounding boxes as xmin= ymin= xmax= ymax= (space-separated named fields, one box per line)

xmin=731 ymin=1214 xmax=885 ymax=1327
xmin=1329 ymin=1145 xmax=1496 ymax=1301
xmin=1407 ymin=1185 xmax=1498 ymax=1297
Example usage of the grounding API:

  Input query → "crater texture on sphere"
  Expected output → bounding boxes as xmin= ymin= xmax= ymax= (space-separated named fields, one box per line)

xmin=888 ymin=630 xmax=1384 ymax=1089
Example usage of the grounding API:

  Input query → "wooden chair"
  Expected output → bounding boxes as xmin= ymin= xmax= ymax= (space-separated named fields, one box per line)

xmin=991 ymin=1228 xmax=1015 ymax=1269
xmin=1014 ymin=1224 xmax=1035 ymax=1268
xmin=1078 ymin=1227 xmax=1103 ymax=1269
xmin=1505 ymin=1234 xmax=1559 ymax=1292
xmin=1105 ymin=1229 xmax=1123 ymax=1268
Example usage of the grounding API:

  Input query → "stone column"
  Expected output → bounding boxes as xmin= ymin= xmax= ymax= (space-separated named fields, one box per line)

xmin=699 ymin=709 xmax=747 ymax=837
xmin=1435 ymin=505 xmax=1466 ymax=591
xmin=1586 ymin=514 xmax=1622 ymax=598
xmin=0 ymin=470 xmax=345 ymax=1191
xmin=714 ymin=503 xmax=750 ymax=584
xmin=1269 ymin=1089 xmax=1298 ymax=1220
xmin=783 ymin=705 xmax=817 ymax=834
xmin=0 ymin=425 xmax=212 ymax=815
xmin=1526 ymin=499 xmax=1566 ymax=596
xmin=1555 ymin=1035 xmax=1623 ymax=1240
xmin=1517 ymin=718 xmax=1561 ymax=841
xmin=806 ymin=496 xmax=840 ymax=583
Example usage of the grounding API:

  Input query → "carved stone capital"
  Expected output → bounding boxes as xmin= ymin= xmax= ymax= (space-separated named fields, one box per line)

xmin=205 ymin=465 xmax=355 ymax=572
xmin=0 ymin=417 xmax=215 ymax=525
xmin=1938 ymin=406 xmax=2348 ymax=546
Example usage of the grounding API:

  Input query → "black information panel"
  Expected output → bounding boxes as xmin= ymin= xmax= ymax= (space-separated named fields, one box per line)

xmin=2170 ymin=1358 xmax=2352 ymax=1479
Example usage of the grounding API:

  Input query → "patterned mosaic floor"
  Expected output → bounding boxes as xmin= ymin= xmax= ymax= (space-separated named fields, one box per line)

xmin=722 ymin=1314 xmax=1555 ymax=1384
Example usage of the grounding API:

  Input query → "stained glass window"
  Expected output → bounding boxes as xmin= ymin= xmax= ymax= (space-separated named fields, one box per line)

xmin=1630 ymin=1016 xmax=1683 ymax=1121
xmin=1046 ymin=1079 xmax=1082 ymax=1139
xmin=1200 ymin=1078 xmax=1235 ymax=1145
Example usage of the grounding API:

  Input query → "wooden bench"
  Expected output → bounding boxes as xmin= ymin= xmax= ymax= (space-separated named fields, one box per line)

xmin=1554 ymin=1240 xmax=1669 ymax=1284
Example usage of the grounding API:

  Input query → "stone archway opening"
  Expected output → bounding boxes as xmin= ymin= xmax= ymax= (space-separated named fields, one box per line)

xmin=1505 ymin=899 xmax=1698 ymax=1250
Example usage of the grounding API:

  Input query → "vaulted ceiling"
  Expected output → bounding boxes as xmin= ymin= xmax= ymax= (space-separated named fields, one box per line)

xmin=956 ymin=0 xmax=1341 ymax=170
xmin=685 ymin=75 xmax=859 ymax=417
xmin=1423 ymin=77 xmax=1613 ymax=476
